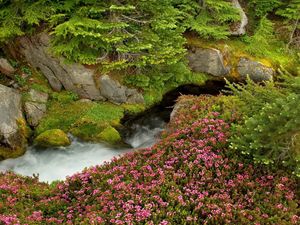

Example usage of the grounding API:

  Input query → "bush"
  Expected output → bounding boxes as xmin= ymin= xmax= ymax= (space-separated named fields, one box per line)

xmin=227 ymin=75 xmax=300 ymax=176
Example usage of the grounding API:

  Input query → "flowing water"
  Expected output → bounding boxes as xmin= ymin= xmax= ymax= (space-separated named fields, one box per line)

xmin=0 ymin=115 xmax=166 ymax=183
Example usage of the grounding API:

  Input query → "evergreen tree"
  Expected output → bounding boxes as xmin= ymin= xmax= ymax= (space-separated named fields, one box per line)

xmin=0 ymin=0 xmax=53 ymax=43
xmin=276 ymin=0 xmax=300 ymax=49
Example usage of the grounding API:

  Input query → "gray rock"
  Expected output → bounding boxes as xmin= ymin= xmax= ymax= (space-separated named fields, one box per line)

xmin=24 ymin=89 xmax=48 ymax=127
xmin=187 ymin=47 xmax=229 ymax=77
xmin=28 ymin=89 xmax=48 ymax=103
xmin=237 ymin=58 xmax=274 ymax=82
xmin=0 ymin=58 xmax=15 ymax=77
xmin=18 ymin=33 xmax=104 ymax=100
xmin=24 ymin=102 xmax=47 ymax=127
xmin=0 ymin=84 xmax=26 ymax=150
xmin=230 ymin=0 xmax=248 ymax=36
xmin=98 ymin=75 xmax=144 ymax=104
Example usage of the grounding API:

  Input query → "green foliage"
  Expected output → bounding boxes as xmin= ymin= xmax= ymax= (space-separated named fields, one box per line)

xmin=125 ymin=62 xmax=207 ymax=106
xmin=249 ymin=0 xmax=282 ymax=17
xmin=180 ymin=0 xmax=240 ymax=39
xmin=50 ymin=0 xmax=186 ymax=70
xmin=276 ymin=0 xmax=300 ymax=20
xmin=245 ymin=17 xmax=277 ymax=57
xmin=227 ymin=76 xmax=300 ymax=176
xmin=0 ymin=0 xmax=240 ymax=71
xmin=51 ymin=91 xmax=79 ymax=103
xmin=0 ymin=0 xmax=53 ymax=42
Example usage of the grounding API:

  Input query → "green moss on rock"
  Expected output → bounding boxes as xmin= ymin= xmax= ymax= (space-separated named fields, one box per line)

xmin=35 ymin=129 xmax=71 ymax=148
xmin=97 ymin=126 xmax=121 ymax=144
xmin=0 ymin=146 xmax=26 ymax=161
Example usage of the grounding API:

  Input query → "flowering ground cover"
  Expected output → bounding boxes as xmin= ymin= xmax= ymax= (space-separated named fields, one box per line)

xmin=0 ymin=95 xmax=299 ymax=225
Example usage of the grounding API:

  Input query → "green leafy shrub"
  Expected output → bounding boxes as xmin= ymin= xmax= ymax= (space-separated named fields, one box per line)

xmin=227 ymin=76 xmax=300 ymax=176
xmin=0 ymin=0 xmax=53 ymax=42
xmin=179 ymin=0 xmax=240 ymax=39
xmin=245 ymin=17 xmax=278 ymax=57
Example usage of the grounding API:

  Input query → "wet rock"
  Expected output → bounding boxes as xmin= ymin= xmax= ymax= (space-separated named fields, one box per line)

xmin=98 ymin=75 xmax=144 ymax=104
xmin=237 ymin=58 xmax=274 ymax=82
xmin=0 ymin=84 xmax=26 ymax=157
xmin=187 ymin=47 xmax=229 ymax=77
xmin=0 ymin=58 xmax=15 ymax=77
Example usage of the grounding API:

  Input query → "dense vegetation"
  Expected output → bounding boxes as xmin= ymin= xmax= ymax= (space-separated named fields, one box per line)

xmin=0 ymin=94 xmax=299 ymax=224
xmin=0 ymin=0 xmax=299 ymax=224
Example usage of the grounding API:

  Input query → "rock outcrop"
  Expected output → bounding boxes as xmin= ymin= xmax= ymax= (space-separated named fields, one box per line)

xmin=98 ymin=75 xmax=144 ymax=104
xmin=18 ymin=33 xmax=103 ymax=100
xmin=0 ymin=58 xmax=15 ymax=77
xmin=237 ymin=58 xmax=274 ymax=82
xmin=187 ymin=47 xmax=229 ymax=77
xmin=187 ymin=46 xmax=275 ymax=82
xmin=18 ymin=33 xmax=144 ymax=104
xmin=24 ymin=89 xmax=49 ymax=127
xmin=0 ymin=84 xmax=26 ymax=157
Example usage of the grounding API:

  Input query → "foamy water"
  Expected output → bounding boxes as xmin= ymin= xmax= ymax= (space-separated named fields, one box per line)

xmin=0 ymin=116 xmax=165 ymax=183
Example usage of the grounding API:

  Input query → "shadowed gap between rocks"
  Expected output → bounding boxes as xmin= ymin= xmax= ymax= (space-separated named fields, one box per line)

xmin=121 ymin=80 xmax=227 ymax=139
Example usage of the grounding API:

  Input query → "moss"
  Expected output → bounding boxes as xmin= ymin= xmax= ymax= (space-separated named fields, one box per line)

xmin=143 ymin=72 xmax=208 ymax=108
xmin=36 ymin=96 xmax=125 ymax=142
xmin=34 ymin=129 xmax=71 ymax=148
xmin=97 ymin=126 xmax=121 ymax=144
xmin=0 ymin=146 xmax=26 ymax=161
xmin=121 ymin=104 xmax=146 ymax=116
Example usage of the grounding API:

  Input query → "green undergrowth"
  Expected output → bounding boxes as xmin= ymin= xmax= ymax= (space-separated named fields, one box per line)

xmin=124 ymin=62 xmax=208 ymax=107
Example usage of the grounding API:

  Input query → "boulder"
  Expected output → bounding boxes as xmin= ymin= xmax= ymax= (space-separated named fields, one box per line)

xmin=187 ymin=47 xmax=229 ymax=77
xmin=237 ymin=58 xmax=274 ymax=82
xmin=98 ymin=75 xmax=144 ymax=104
xmin=0 ymin=58 xmax=15 ymax=77
xmin=24 ymin=89 xmax=49 ymax=127
xmin=0 ymin=84 xmax=26 ymax=157
xmin=35 ymin=129 xmax=71 ymax=148
xmin=18 ymin=33 xmax=104 ymax=100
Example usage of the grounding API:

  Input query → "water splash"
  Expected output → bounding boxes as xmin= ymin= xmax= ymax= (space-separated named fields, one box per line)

xmin=0 ymin=116 xmax=165 ymax=183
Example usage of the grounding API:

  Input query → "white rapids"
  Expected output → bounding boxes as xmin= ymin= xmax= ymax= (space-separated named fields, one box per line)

xmin=0 ymin=116 xmax=166 ymax=183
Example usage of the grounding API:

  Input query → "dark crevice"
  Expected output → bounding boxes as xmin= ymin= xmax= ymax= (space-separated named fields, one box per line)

xmin=121 ymin=80 xmax=227 ymax=138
